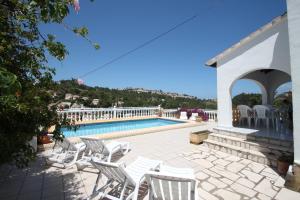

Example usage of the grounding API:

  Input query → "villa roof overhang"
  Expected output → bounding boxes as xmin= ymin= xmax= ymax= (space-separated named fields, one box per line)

xmin=205 ymin=13 xmax=287 ymax=68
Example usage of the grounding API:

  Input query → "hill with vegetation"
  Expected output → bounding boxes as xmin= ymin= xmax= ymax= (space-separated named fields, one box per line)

xmin=53 ymin=80 xmax=217 ymax=109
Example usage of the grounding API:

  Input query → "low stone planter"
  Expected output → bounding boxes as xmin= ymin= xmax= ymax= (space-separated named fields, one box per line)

xmin=190 ymin=130 xmax=210 ymax=144
xmin=195 ymin=116 xmax=203 ymax=122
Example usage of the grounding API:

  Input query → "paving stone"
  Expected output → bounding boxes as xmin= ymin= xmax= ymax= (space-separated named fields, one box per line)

xmin=191 ymin=154 xmax=207 ymax=159
xmin=210 ymin=166 xmax=240 ymax=181
xmin=257 ymin=193 xmax=271 ymax=200
xmin=196 ymin=171 xmax=209 ymax=180
xmin=224 ymin=155 xmax=241 ymax=162
xmin=248 ymin=162 xmax=265 ymax=173
xmin=273 ymin=176 xmax=285 ymax=187
xmin=198 ymin=187 xmax=219 ymax=200
xmin=254 ymin=179 xmax=277 ymax=198
xmin=241 ymin=169 xmax=263 ymax=183
xmin=202 ymin=169 xmax=222 ymax=178
xmin=201 ymin=182 xmax=216 ymax=192
xmin=214 ymin=189 xmax=241 ymax=200
xmin=260 ymin=171 xmax=279 ymax=181
xmin=227 ymin=162 xmax=245 ymax=173
xmin=220 ymin=178 xmax=233 ymax=185
xmin=262 ymin=167 xmax=278 ymax=175
xmin=231 ymin=182 xmax=257 ymax=197
xmin=213 ymin=159 xmax=230 ymax=167
xmin=215 ymin=151 xmax=229 ymax=159
xmin=206 ymin=155 xmax=218 ymax=162
xmin=236 ymin=178 xmax=255 ymax=188
xmin=193 ymin=159 xmax=214 ymax=169
xmin=240 ymin=159 xmax=252 ymax=165
xmin=275 ymin=188 xmax=300 ymax=200
xmin=207 ymin=177 xmax=227 ymax=188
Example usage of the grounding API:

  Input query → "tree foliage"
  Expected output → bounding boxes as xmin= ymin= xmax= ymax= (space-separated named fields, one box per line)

xmin=0 ymin=0 xmax=98 ymax=167
xmin=232 ymin=93 xmax=262 ymax=108
xmin=54 ymin=80 xmax=217 ymax=109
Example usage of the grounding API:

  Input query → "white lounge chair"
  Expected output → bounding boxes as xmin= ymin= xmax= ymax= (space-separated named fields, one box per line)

xmin=146 ymin=165 xmax=198 ymax=200
xmin=90 ymin=156 xmax=162 ymax=200
xmin=76 ymin=137 xmax=130 ymax=170
xmin=180 ymin=112 xmax=188 ymax=120
xmin=237 ymin=105 xmax=253 ymax=127
xmin=46 ymin=138 xmax=86 ymax=168
xmin=189 ymin=113 xmax=198 ymax=121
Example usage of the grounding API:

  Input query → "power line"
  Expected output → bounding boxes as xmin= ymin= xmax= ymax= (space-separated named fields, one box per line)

xmin=79 ymin=15 xmax=198 ymax=78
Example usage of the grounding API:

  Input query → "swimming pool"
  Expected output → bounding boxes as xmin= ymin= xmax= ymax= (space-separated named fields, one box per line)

xmin=62 ymin=118 xmax=185 ymax=138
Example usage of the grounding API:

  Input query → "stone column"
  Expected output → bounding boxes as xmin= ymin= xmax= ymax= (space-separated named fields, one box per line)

xmin=286 ymin=0 xmax=300 ymax=191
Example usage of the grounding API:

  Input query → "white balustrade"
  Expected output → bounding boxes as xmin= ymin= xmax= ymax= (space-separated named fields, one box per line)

xmin=57 ymin=107 xmax=218 ymax=123
xmin=204 ymin=110 xmax=218 ymax=122
xmin=57 ymin=106 xmax=161 ymax=122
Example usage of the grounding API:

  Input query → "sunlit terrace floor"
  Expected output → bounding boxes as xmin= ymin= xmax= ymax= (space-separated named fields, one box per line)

xmin=0 ymin=122 xmax=300 ymax=200
xmin=233 ymin=124 xmax=293 ymax=141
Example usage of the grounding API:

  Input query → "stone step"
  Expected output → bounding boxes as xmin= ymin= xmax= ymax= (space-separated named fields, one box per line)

xmin=208 ymin=133 xmax=293 ymax=155
xmin=203 ymin=139 xmax=279 ymax=167
xmin=213 ymin=127 xmax=293 ymax=147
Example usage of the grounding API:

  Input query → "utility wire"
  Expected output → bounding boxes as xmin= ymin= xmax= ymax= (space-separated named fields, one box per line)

xmin=79 ymin=15 xmax=198 ymax=78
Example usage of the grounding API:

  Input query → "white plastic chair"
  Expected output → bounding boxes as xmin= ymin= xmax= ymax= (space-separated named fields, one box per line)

xmin=46 ymin=138 xmax=86 ymax=168
xmin=237 ymin=105 xmax=252 ymax=127
xmin=76 ymin=137 xmax=130 ymax=170
xmin=253 ymin=105 xmax=271 ymax=129
xmin=189 ymin=113 xmax=198 ymax=121
xmin=180 ymin=112 xmax=188 ymax=120
xmin=90 ymin=156 xmax=162 ymax=200
xmin=145 ymin=165 xmax=198 ymax=200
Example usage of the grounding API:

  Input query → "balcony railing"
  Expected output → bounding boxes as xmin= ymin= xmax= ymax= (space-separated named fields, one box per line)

xmin=57 ymin=107 xmax=218 ymax=122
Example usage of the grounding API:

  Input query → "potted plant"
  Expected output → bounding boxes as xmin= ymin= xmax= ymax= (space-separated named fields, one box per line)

xmin=277 ymin=155 xmax=293 ymax=175
xmin=190 ymin=130 xmax=211 ymax=144
xmin=37 ymin=131 xmax=52 ymax=145
xmin=195 ymin=116 xmax=203 ymax=122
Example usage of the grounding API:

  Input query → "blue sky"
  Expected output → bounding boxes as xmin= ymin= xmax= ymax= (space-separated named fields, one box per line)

xmin=43 ymin=0 xmax=287 ymax=99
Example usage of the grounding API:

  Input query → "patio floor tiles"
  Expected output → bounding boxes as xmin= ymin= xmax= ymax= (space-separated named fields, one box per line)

xmin=226 ymin=162 xmax=245 ymax=173
xmin=253 ymin=179 xmax=278 ymax=198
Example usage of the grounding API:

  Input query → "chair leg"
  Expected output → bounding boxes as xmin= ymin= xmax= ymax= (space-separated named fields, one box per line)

xmin=119 ymin=181 xmax=128 ymax=199
xmin=248 ymin=118 xmax=251 ymax=128
xmin=126 ymin=185 xmax=139 ymax=200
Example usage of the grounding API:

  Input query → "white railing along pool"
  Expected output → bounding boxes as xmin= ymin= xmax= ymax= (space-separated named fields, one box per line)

xmin=57 ymin=107 xmax=218 ymax=122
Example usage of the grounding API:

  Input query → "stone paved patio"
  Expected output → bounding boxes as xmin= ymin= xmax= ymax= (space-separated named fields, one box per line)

xmin=0 ymin=123 xmax=300 ymax=200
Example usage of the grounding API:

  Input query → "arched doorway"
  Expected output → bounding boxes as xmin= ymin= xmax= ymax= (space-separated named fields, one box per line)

xmin=230 ymin=69 xmax=292 ymax=139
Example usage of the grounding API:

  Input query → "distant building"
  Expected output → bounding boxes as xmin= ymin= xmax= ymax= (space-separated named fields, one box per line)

xmin=71 ymin=103 xmax=83 ymax=109
xmin=65 ymin=93 xmax=73 ymax=100
xmin=72 ymin=95 xmax=80 ymax=100
xmin=82 ymin=97 xmax=89 ymax=101
xmin=57 ymin=102 xmax=71 ymax=109
xmin=92 ymin=99 xmax=99 ymax=105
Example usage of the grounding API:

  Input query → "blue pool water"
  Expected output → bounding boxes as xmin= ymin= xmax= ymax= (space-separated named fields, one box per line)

xmin=62 ymin=118 xmax=184 ymax=138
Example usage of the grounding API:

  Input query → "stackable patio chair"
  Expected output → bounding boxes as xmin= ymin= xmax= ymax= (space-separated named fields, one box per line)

xmin=90 ymin=156 xmax=162 ymax=200
xmin=237 ymin=105 xmax=253 ymax=127
xmin=76 ymin=137 xmax=130 ymax=170
xmin=189 ymin=113 xmax=198 ymax=121
xmin=180 ymin=112 xmax=188 ymax=120
xmin=46 ymin=138 xmax=86 ymax=168
xmin=253 ymin=105 xmax=271 ymax=129
xmin=145 ymin=165 xmax=198 ymax=200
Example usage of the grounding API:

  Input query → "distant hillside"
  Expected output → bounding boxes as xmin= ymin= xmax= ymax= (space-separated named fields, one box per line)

xmin=52 ymin=79 xmax=217 ymax=109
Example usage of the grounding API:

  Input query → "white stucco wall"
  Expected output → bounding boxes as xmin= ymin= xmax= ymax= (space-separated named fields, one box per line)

xmin=216 ymin=18 xmax=291 ymax=127
xmin=287 ymin=0 xmax=300 ymax=164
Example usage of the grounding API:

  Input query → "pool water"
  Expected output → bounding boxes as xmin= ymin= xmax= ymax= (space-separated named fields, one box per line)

xmin=61 ymin=118 xmax=184 ymax=138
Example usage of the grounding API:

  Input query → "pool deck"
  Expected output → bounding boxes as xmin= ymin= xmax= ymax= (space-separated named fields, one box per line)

xmin=1 ymin=122 xmax=300 ymax=200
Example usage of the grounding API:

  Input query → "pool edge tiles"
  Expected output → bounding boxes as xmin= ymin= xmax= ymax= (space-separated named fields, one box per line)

xmin=62 ymin=117 xmax=202 ymax=140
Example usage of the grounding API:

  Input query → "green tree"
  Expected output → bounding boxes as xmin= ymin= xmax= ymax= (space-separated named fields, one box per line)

xmin=0 ymin=0 xmax=99 ymax=167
